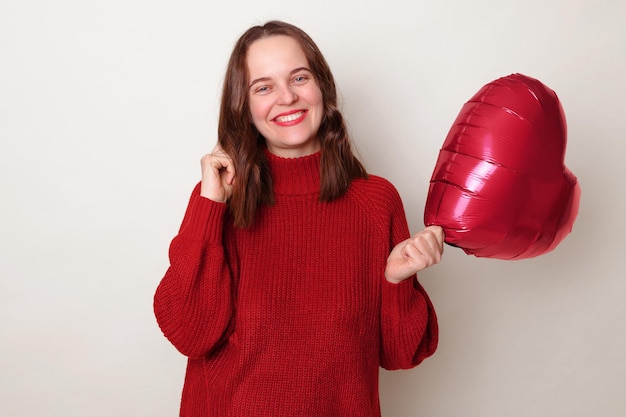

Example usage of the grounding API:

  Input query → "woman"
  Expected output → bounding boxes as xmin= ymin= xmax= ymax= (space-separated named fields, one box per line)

xmin=154 ymin=20 xmax=444 ymax=417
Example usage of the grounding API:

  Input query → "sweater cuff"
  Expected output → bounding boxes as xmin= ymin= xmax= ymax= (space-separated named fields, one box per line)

xmin=382 ymin=275 xmax=420 ymax=316
xmin=179 ymin=193 xmax=228 ymax=244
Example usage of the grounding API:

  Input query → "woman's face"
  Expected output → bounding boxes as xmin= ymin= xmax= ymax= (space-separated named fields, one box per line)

xmin=246 ymin=35 xmax=324 ymax=158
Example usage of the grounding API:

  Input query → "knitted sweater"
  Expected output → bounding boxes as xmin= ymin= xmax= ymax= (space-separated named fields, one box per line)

xmin=154 ymin=151 xmax=438 ymax=417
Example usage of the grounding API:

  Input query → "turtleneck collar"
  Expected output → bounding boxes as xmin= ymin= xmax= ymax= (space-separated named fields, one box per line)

xmin=265 ymin=149 xmax=321 ymax=196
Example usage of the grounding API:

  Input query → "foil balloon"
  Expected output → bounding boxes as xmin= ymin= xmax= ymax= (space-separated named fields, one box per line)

xmin=424 ymin=73 xmax=580 ymax=259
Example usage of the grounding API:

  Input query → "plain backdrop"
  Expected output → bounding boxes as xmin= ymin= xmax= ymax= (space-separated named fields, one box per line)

xmin=1 ymin=0 xmax=625 ymax=416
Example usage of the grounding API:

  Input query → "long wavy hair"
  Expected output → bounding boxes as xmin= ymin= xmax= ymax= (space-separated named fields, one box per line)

xmin=219 ymin=20 xmax=367 ymax=227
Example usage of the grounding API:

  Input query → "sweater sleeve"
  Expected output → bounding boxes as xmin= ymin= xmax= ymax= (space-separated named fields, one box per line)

xmin=379 ymin=186 xmax=439 ymax=370
xmin=153 ymin=183 xmax=235 ymax=359
xmin=380 ymin=277 xmax=438 ymax=369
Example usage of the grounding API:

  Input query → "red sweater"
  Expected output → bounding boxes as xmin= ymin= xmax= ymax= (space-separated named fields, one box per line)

xmin=154 ymin=151 xmax=438 ymax=416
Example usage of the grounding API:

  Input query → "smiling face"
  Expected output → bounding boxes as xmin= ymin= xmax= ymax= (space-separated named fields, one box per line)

xmin=246 ymin=35 xmax=324 ymax=158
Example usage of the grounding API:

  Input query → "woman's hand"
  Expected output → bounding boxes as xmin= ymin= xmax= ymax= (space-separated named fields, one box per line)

xmin=385 ymin=226 xmax=445 ymax=284
xmin=200 ymin=145 xmax=236 ymax=202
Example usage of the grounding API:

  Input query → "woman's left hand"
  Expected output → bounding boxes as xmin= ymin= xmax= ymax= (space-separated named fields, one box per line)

xmin=385 ymin=226 xmax=445 ymax=284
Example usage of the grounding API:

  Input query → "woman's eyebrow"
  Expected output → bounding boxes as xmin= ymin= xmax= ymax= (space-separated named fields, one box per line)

xmin=249 ymin=76 xmax=271 ymax=89
xmin=290 ymin=66 xmax=313 ymax=75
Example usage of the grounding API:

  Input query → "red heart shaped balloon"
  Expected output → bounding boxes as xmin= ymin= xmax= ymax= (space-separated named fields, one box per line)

xmin=424 ymin=73 xmax=581 ymax=259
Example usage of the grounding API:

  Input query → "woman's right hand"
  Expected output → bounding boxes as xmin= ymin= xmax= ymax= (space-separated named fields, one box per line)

xmin=200 ymin=144 xmax=236 ymax=202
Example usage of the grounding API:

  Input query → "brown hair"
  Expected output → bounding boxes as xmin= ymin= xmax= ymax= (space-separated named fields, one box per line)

xmin=218 ymin=20 xmax=367 ymax=227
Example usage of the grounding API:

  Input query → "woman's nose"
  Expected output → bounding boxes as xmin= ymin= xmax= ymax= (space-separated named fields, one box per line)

xmin=276 ymin=85 xmax=298 ymax=105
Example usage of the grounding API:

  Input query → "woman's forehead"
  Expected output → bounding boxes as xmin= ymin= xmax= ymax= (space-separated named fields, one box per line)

xmin=246 ymin=35 xmax=309 ymax=78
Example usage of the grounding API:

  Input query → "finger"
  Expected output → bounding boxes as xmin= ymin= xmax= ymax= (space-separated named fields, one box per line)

xmin=199 ymin=151 xmax=236 ymax=202
xmin=203 ymin=153 xmax=235 ymax=180
xmin=402 ymin=240 xmax=423 ymax=260
xmin=221 ymin=160 xmax=236 ymax=185
xmin=401 ymin=241 xmax=431 ymax=270
xmin=425 ymin=225 xmax=445 ymax=251
xmin=208 ymin=153 xmax=231 ymax=170
xmin=210 ymin=143 xmax=226 ymax=155
xmin=421 ymin=226 xmax=444 ymax=253
xmin=412 ymin=232 xmax=438 ymax=256
xmin=411 ymin=233 xmax=443 ymax=264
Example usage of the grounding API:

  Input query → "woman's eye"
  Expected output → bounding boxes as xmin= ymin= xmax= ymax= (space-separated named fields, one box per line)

xmin=293 ymin=75 xmax=308 ymax=83
xmin=255 ymin=86 xmax=270 ymax=94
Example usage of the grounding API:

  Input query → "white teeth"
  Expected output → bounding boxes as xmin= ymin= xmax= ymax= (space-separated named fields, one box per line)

xmin=276 ymin=111 xmax=303 ymax=123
